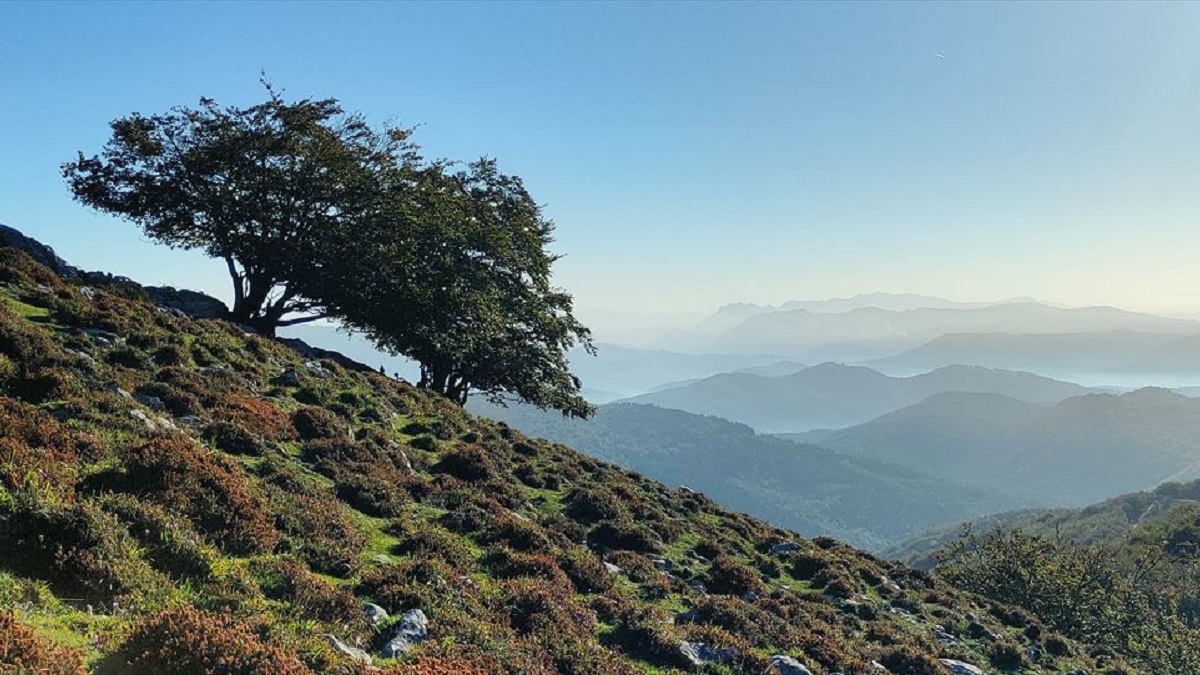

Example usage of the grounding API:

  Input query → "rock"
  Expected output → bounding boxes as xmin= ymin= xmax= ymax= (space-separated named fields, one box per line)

xmin=79 ymin=286 xmax=97 ymax=300
xmin=135 ymin=393 xmax=165 ymax=411
xmin=129 ymin=409 xmax=158 ymax=432
xmin=769 ymin=655 xmax=813 ymax=675
xmin=770 ymin=542 xmax=801 ymax=554
xmin=679 ymin=641 xmax=736 ymax=667
xmin=380 ymin=609 xmax=428 ymax=658
xmin=304 ymin=360 xmax=329 ymax=377
xmin=105 ymin=383 xmax=133 ymax=400
xmin=324 ymin=634 xmax=371 ymax=665
xmin=363 ymin=603 xmax=389 ymax=626
xmin=275 ymin=369 xmax=302 ymax=387
xmin=688 ymin=579 xmax=707 ymax=592
xmin=0 ymin=224 xmax=78 ymax=278
xmin=652 ymin=558 xmax=673 ymax=571
xmin=603 ymin=562 xmax=622 ymax=574
xmin=742 ymin=591 xmax=759 ymax=602
xmin=143 ymin=286 xmax=227 ymax=320
xmin=178 ymin=415 xmax=205 ymax=427
xmin=939 ymin=660 xmax=984 ymax=675
xmin=933 ymin=628 xmax=957 ymax=645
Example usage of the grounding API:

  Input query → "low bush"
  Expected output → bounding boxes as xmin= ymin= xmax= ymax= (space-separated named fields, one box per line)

xmin=0 ymin=611 xmax=87 ymax=675
xmin=112 ymin=605 xmax=313 ymax=675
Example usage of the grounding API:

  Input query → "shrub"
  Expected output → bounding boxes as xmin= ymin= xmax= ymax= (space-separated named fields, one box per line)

xmin=589 ymin=518 xmax=661 ymax=554
xmin=112 ymin=606 xmax=313 ymax=675
xmin=115 ymin=437 xmax=280 ymax=555
xmin=0 ymin=497 xmax=168 ymax=603
xmin=292 ymin=406 xmax=346 ymax=441
xmin=876 ymin=645 xmax=948 ymax=675
xmin=0 ymin=611 xmax=87 ymax=675
xmin=251 ymin=558 xmax=363 ymax=627
xmin=433 ymin=445 xmax=497 ymax=482
xmin=706 ymin=555 xmax=763 ymax=596
xmin=559 ymin=546 xmax=615 ymax=594
xmin=106 ymin=345 xmax=152 ymax=369
xmin=564 ymin=487 xmax=621 ymax=524
xmin=204 ymin=420 xmax=265 ymax=455
xmin=391 ymin=521 xmax=476 ymax=570
xmin=101 ymin=494 xmax=214 ymax=580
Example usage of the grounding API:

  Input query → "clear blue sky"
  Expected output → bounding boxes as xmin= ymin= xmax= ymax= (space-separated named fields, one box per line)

xmin=2 ymin=1 xmax=1198 ymax=323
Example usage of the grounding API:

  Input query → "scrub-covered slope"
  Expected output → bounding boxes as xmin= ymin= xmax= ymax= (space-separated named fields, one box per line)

xmin=0 ymin=243 xmax=1138 ymax=674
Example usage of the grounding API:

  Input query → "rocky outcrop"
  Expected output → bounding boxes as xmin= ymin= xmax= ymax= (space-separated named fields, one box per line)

xmin=380 ymin=609 xmax=429 ymax=658
xmin=0 ymin=223 xmax=78 ymax=278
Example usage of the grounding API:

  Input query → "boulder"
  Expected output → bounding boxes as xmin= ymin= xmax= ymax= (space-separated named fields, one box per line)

xmin=275 ymin=369 xmax=302 ymax=387
xmin=769 ymin=655 xmax=813 ymax=675
xmin=380 ymin=609 xmax=429 ymax=658
xmin=770 ymin=542 xmax=801 ymax=554
xmin=0 ymin=224 xmax=78 ymax=278
xmin=363 ymin=603 xmax=389 ymax=626
xmin=143 ymin=286 xmax=227 ymax=320
xmin=135 ymin=393 xmax=165 ymax=411
xmin=679 ymin=641 xmax=736 ymax=667
xmin=939 ymin=660 xmax=985 ymax=675
xmin=323 ymin=634 xmax=371 ymax=665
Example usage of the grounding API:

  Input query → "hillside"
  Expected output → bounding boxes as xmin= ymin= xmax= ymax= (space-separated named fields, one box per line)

xmin=467 ymin=401 xmax=1019 ymax=552
xmin=625 ymin=363 xmax=1094 ymax=433
xmin=886 ymin=479 xmax=1200 ymax=569
xmin=0 ymin=241 xmax=1145 ymax=673
xmin=796 ymin=389 xmax=1200 ymax=506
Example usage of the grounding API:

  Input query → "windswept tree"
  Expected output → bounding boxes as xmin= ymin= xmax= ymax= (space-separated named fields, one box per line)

xmin=62 ymin=81 xmax=418 ymax=334
xmin=315 ymin=159 xmax=596 ymax=417
xmin=64 ymin=83 xmax=594 ymax=415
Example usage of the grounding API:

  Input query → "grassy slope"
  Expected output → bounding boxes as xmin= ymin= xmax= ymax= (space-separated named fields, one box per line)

xmin=0 ymin=246 xmax=1139 ymax=675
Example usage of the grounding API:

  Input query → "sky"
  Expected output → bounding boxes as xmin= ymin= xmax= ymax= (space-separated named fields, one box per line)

xmin=2 ymin=1 xmax=1199 ymax=332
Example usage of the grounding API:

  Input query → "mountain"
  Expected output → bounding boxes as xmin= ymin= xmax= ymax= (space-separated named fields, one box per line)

xmin=1116 ymin=333 xmax=1200 ymax=374
xmin=469 ymin=401 xmax=1020 ymax=551
xmin=625 ymin=362 xmax=1095 ymax=432
xmin=783 ymin=392 xmax=1042 ymax=474
xmin=805 ymin=388 xmax=1200 ymax=507
xmin=703 ymin=302 xmax=1200 ymax=357
xmin=685 ymin=293 xmax=1040 ymax=337
xmin=1 ymin=234 xmax=1142 ymax=674
xmin=872 ymin=329 xmax=1197 ymax=382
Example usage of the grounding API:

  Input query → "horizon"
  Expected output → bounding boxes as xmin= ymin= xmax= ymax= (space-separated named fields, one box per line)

xmin=3 ymin=1 xmax=1199 ymax=322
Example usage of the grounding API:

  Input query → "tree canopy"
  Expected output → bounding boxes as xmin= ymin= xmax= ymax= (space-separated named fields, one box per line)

xmin=62 ymin=83 xmax=593 ymax=416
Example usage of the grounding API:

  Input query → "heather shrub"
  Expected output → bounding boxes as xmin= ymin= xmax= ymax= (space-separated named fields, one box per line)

xmin=564 ymin=486 xmax=621 ymax=524
xmin=292 ymin=406 xmax=346 ymax=441
xmin=705 ymin=554 xmax=763 ymax=596
xmin=101 ymin=493 xmax=214 ymax=580
xmin=0 ymin=497 xmax=168 ymax=603
xmin=589 ymin=518 xmax=661 ymax=554
xmin=0 ymin=611 xmax=87 ymax=675
xmin=113 ymin=436 xmax=280 ymax=554
xmin=203 ymin=420 xmax=266 ymax=456
xmin=391 ymin=520 xmax=476 ymax=570
xmin=112 ymin=606 xmax=313 ymax=675
xmin=433 ymin=444 xmax=497 ymax=482
xmin=250 ymin=557 xmax=363 ymax=627
xmin=559 ymin=545 xmax=615 ymax=593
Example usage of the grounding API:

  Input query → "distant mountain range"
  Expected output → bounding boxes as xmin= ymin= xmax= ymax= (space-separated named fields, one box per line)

xmin=872 ymin=329 xmax=1200 ymax=382
xmin=885 ymin=478 xmax=1200 ymax=569
xmin=624 ymin=363 xmax=1095 ymax=432
xmin=792 ymin=388 xmax=1200 ymax=507
xmin=656 ymin=301 xmax=1200 ymax=363
xmin=468 ymin=401 xmax=1019 ymax=551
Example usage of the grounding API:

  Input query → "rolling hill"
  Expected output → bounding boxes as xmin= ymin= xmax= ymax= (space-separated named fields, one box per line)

xmin=801 ymin=388 xmax=1200 ymax=507
xmin=625 ymin=362 xmax=1095 ymax=432
xmin=469 ymin=400 xmax=1020 ymax=552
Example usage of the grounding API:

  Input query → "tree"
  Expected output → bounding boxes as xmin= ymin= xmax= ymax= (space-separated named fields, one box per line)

xmin=62 ymin=81 xmax=416 ymax=334
xmin=315 ymin=158 xmax=596 ymax=418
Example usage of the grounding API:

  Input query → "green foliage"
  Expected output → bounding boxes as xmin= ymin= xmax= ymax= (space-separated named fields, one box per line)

xmin=937 ymin=525 xmax=1200 ymax=673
